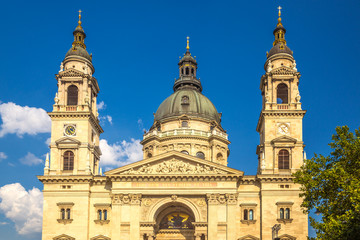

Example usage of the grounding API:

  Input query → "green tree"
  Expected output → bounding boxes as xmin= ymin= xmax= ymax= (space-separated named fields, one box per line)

xmin=294 ymin=126 xmax=360 ymax=240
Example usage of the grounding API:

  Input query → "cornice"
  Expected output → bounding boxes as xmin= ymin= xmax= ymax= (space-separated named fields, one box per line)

xmin=141 ymin=134 xmax=230 ymax=145
xmin=108 ymin=174 xmax=240 ymax=182
xmin=37 ymin=175 xmax=93 ymax=183
xmin=256 ymin=174 xmax=294 ymax=183
xmin=256 ymin=110 xmax=306 ymax=132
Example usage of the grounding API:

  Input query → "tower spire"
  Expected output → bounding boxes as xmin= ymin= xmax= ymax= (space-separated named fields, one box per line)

xmin=273 ymin=6 xmax=286 ymax=46
xmin=186 ymin=36 xmax=190 ymax=51
xmin=72 ymin=10 xmax=86 ymax=49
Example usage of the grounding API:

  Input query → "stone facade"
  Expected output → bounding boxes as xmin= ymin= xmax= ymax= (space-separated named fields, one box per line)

xmin=39 ymin=10 xmax=308 ymax=240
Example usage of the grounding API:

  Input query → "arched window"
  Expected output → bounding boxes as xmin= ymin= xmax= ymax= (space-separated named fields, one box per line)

xmin=63 ymin=151 xmax=74 ymax=170
xmin=249 ymin=210 xmax=254 ymax=220
xmin=61 ymin=208 xmax=65 ymax=220
xmin=277 ymin=83 xmax=288 ymax=104
xmin=181 ymin=96 xmax=189 ymax=105
xmin=181 ymin=68 xmax=184 ymax=74
xmin=191 ymin=68 xmax=194 ymax=75
xmin=67 ymin=85 xmax=78 ymax=105
xmin=196 ymin=152 xmax=205 ymax=159
xmin=278 ymin=149 xmax=290 ymax=169
xmin=66 ymin=208 xmax=71 ymax=219
xmin=280 ymin=208 xmax=284 ymax=219
xmin=186 ymin=67 xmax=189 ymax=75
xmin=147 ymin=153 xmax=152 ymax=158
xmin=103 ymin=210 xmax=107 ymax=220
xmin=98 ymin=210 xmax=102 ymax=220
xmin=181 ymin=150 xmax=189 ymax=155
xmin=285 ymin=208 xmax=290 ymax=219
xmin=244 ymin=209 xmax=248 ymax=220
xmin=216 ymin=153 xmax=223 ymax=162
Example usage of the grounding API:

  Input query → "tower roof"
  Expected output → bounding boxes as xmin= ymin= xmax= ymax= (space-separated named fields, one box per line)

xmin=267 ymin=6 xmax=293 ymax=58
xmin=64 ymin=10 xmax=92 ymax=62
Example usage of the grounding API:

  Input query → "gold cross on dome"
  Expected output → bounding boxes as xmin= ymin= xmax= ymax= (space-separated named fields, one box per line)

xmin=278 ymin=6 xmax=282 ymax=17
xmin=186 ymin=36 xmax=190 ymax=50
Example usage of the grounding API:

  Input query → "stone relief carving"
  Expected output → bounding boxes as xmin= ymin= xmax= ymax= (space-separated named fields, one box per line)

xmin=272 ymin=67 xmax=294 ymax=75
xmin=120 ymin=159 xmax=226 ymax=175
xmin=206 ymin=193 xmax=237 ymax=204
xmin=111 ymin=194 xmax=142 ymax=205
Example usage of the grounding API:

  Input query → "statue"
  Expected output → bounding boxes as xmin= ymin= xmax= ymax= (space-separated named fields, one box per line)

xmin=295 ymin=92 xmax=301 ymax=103
xmin=54 ymin=93 xmax=59 ymax=105
xmin=265 ymin=92 xmax=269 ymax=103
xmin=267 ymin=60 xmax=272 ymax=72
xmin=59 ymin=62 xmax=64 ymax=72
xmin=292 ymin=60 xmax=297 ymax=71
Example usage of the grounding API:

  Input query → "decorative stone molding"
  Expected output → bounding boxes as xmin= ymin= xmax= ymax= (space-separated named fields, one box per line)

xmin=111 ymin=194 xmax=142 ymax=205
xmin=120 ymin=159 xmax=226 ymax=175
xmin=53 ymin=234 xmax=75 ymax=240
xmin=277 ymin=218 xmax=293 ymax=224
xmin=90 ymin=234 xmax=111 ymax=240
xmin=238 ymin=235 xmax=260 ymax=240
xmin=271 ymin=67 xmax=295 ymax=76
xmin=225 ymin=193 xmax=238 ymax=204
xmin=171 ymin=195 xmax=177 ymax=201
xmin=240 ymin=219 xmax=257 ymax=225
xmin=57 ymin=219 xmax=73 ymax=224
xmin=94 ymin=220 xmax=110 ymax=225
xmin=206 ymin=194 xmax=227 ymax=205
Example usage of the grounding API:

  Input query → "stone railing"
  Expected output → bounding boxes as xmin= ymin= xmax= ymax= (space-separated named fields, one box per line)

xmin=143 ymin=129 xmax=228 ymax=140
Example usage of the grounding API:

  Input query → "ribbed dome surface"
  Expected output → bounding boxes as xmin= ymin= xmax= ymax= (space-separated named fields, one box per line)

xmin=65 ymin=46 xmax=91 ymax=61
xmin=268 ymin=43 xmax=293 ymax=58
xmin=154 ymin=89 xmax=220 ymax=123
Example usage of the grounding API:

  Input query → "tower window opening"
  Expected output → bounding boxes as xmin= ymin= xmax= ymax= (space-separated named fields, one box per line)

xmin=67 ymin=85 xmax=78 ymax=105
xmin=244 ymin=209 xmax=248 ymax=220
xmin=216 ymin=153 xmax=223 ymax=162
xmin=249 ymin=209 xmax=254 ymax=220
xmin=181 ymin=68 xmax=184 ymax=74
xmin=181 ymin=150 xmax=189 ymax=155
xmin=196 ymin=152 xmax=205 ymax=159
xmin=186 ymin=67 xmax=189 ymax=75
xmin=98 ymin=210 xmax=102 ymax=220
xmin=61 ymin=208 xmax=65 ymax=220
xmin=181 ymin=96 xmax=189 ymax=105
xmin=103 ymin=210 xmax=107 ymax=220
xmin=285 ymin=208 xmax=290 ymax=219
xmin=66 ymin=208 xmax=71 ymax=219
xmin=280 ymin=208 xmax=284 ymax=219
xmin=63 ymin=151 xmax=74 ymax=170
xmin=191 ymin=68 xmax=194 ymax=75
xmin=277 ymin=83 xmax=288 ymax=104
xmin=278 ymin=149 xmax=290 ymax=169
xmin=181 ymin=121 xmax=188 ymax=128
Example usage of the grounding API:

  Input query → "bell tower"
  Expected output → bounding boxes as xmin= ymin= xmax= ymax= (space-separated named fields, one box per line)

xmin=256 ymin=7 xmax=306 ymax=175
xmin=45 ymin=11 xmax=103 ymax=176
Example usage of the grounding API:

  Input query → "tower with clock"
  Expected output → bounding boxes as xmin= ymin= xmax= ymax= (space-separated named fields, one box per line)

xmin=45 ymin=10 xmax=103 ymax=176
xmin=256 ymin=6 xmax=306 ymax=175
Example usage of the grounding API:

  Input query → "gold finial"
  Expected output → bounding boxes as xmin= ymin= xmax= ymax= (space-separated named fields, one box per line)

xmin=78 ymin=9 xmax=82 ymax=27
xmin=186 ymin=36 xmax=190 ymax=50
xmin=277 ymin=6 xmax=282 ymax=24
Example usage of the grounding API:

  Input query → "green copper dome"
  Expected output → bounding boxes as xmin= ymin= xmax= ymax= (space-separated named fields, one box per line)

xmin=154 ymin=88 xmax=221 ymax=123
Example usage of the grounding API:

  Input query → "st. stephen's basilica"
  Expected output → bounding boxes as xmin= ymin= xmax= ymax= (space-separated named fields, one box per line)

xmin=38 ymin=7 xmax=308 ymax=240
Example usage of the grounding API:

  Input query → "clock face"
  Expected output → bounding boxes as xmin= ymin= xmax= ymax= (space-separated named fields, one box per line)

xmin=278 ymin=124 xmax=289 ymax=135
xmin=65 ymin=125 xmax=76 ymax=136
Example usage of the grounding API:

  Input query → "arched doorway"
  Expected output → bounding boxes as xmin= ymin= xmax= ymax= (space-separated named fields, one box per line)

xmin=154 ymin=202 xmax=196 ymax=240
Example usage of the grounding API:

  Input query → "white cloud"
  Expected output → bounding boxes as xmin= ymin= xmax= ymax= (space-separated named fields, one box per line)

xmin=137 ymin=118 xmax=146 ymax=132
xmin=99 ymin=138 xmax=142 ymax=167
xmin=0 ymin=183 xmax=43 ymax=235
xmin=99 ymin=115 xmax=113 ymax=125
xmin=0 ymin=221 xmax=8 ymax=225
xmin=45 ymin=137 xmax=51 ymax=145
xmin=0 ymin=102 xmax=51 ymax=138
xmin=97 ymin=101 xmax=106 ymax=110
xmin=19 ymin=152 xmax=43 ymax=166
xmin=0 ymin=152 xmax=7 ymax=161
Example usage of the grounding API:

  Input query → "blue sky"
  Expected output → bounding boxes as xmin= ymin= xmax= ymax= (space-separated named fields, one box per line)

xmin=0 ymin=0 xmax=359 ymax=239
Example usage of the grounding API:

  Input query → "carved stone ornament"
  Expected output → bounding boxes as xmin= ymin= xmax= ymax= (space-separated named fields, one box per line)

xmin=272 ymin=67 xmax=295 ymax=76
xmin=206 ymin=194 xmax=227 ymax=205
xmin=120 ymin=159 xmax=226 ymax=175
xmin=225 ymin=193 xmax=238 ymax=204
xmin=197 ymin=199 xmax=206 ymax=207
xmin=171 ymin=195 xmax=177 ymax=201
xmin=111 ymin=194 xmax=142 ymax=205
xmin=143 ymin=198 xmax=152 ymax=207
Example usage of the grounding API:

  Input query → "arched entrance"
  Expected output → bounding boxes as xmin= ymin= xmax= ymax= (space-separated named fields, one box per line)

xmin=154 ymin=202 xmax=196 ymax=240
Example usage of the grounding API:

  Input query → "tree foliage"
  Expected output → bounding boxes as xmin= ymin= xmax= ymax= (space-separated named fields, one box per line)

xmin=294 ymin=126 xmax=360 ymax=240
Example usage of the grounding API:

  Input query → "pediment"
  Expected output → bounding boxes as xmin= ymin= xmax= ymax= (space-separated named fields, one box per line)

xmin=238 ymin=235 xmax=260 ymax=240
xmin=271 ymin=135 xmax=297 ymax=144
xmin=271 ymin=66 xmax=295 ymax=76
xmin=90 ymin=235 xmax=111 ymax=240
xmin=55 ymin=137 xmax=81 ymax=147
xmin=105 ymin=151 xmax=243 ymax=176
xmin=59 ymin=68 xmax=85 ymax=78
xmin=278 ymin=234 xmax=296 ymax=240
xmin=53 ymin=234 xmax=75 ymax=240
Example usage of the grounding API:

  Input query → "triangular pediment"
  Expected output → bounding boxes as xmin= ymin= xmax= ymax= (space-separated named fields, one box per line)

xmin=90 ymin=235 xmax=111 ymax=240
xmin=59 ymin=68 xmax=85 ymax=78
xmin=53 ymin=234 xmax=75 ymax=240
xmin=55 ymin=137 xmax=81 ymax=146
xmin=271 ymin=135 xmax=297 ymax=144
xmin=271 ymin=66 xmax=295 ymax=76
xmin=105 ymin=151 xmax=243 ymax=176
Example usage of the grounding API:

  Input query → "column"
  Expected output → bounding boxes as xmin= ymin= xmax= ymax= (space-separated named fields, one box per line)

xmin=206 ymin=194 xmax=218 ymax=240
xmin=226 ymin=194 xmax=238 ymax=240
xmin=130 ymin=194 xmax=142 ymax=240
xmin=111 ymin=194 xmax=122 ymax=239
